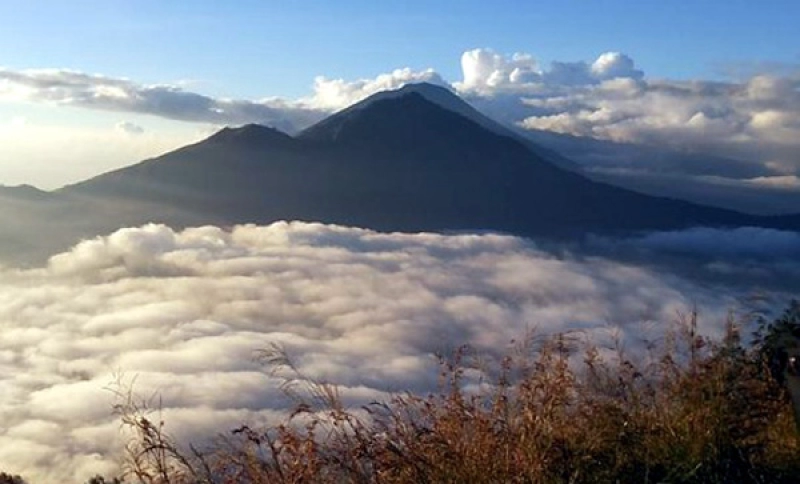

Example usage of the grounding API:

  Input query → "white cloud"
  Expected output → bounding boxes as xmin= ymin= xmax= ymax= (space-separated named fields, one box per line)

xmin=0 ymin=68 xmax=325 ymax=133
xmin=455 ymin=48 xmax=643 ymax=93
xmin=511 ymin=73 xmax=800 ymax=177
xmin=0 ymin=221 xmax=754 ymax=482
xmin=459 ymin=49 xmax=542 ymax=90
xmin=744 ymin=175 xmax=800 ymax=190
xmin=591 ymin=52 xmax=644 ymax=81
xmin=307 ymin=67 xmax=447 ymax=110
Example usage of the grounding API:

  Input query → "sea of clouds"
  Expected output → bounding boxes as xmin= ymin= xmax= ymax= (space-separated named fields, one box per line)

xmin=0 ymin=221 xmax=789 ymax=482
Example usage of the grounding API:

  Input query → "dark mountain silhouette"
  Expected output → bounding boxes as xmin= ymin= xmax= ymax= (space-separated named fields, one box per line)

xmin=0 ymin=185 xmax=103 ymax=263
xmin=310 ymin=83 xmax=583 ymax=173
xmin=0 ymin=184 xmax=53 ymax=201
xmin=60 ymin=83 xmax=798 ymax=238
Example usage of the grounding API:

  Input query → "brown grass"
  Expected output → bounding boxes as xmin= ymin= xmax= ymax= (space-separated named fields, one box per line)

xmin=111 ymin=313 xmax=800 ymax=484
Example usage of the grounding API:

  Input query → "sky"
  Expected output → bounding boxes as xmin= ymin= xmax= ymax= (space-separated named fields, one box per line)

xmin=3 ymin=1 xmax=798 ymax=94
xmin=1 ymin=1 xmax=799 ymax=189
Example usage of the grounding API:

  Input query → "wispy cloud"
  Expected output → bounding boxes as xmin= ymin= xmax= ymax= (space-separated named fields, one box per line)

xmin=0 ymin=68 xmax=325 ymax=133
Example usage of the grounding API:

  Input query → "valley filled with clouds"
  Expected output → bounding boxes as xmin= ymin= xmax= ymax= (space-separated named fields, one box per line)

xmin=0 ymin=221 xmax=791 ymax=481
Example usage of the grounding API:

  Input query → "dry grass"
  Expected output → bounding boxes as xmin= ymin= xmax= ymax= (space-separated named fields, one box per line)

xmin=110 ymin=312 xmax=800 ymax=484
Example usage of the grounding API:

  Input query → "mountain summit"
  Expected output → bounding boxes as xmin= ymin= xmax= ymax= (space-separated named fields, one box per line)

xmin=60 ymin=83 xmax=798 ymax=237
xmin=207 ymin=123 xmax=296 ymax=148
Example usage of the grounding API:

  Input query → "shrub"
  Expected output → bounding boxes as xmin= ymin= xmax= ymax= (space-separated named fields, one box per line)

xmin=113 ymin=309 xmax=800 ymax=483
xmin=0 ymin=473 xmax=26 ymax=484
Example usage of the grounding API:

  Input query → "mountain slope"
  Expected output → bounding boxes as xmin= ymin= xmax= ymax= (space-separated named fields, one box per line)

xmin=61 ymin=84 xmax=799 ymax=236
xmin=314 ymin=82 xmax=583 ymax=173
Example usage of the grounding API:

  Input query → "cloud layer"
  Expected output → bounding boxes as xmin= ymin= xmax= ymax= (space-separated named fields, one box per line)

xmin=0 ymin=221 xmax=759 ymax=482
xmin=514 ymin=75 xmax=800 ymax=172
xmin=585 ymin=226 xmax=800 ymax=293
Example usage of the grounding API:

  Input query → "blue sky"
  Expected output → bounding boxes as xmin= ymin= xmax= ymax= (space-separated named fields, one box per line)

xmin=0 ymin=1 xmax=799 ymax=189
xmin=2 ymin=1 xmax=798 ymax=97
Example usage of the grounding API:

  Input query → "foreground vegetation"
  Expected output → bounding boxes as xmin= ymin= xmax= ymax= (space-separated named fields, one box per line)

xmin=106 ymin=304 xmax=799 ymax=483
xmin=5 ymin=303 xmax=800 ymax=483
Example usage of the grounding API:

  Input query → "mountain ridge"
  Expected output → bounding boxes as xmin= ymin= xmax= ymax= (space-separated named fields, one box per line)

xmin=0 ymin=82 xmax=796 ymax=266
xmin=59 ymin=84 xmax=799 ymax=235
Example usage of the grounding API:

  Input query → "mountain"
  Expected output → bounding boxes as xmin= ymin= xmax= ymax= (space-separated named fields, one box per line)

xmin=60 ymin=83 xmax=800 ymax=238
xmin=0 ymin=184 xmax=54 ymax=201
xmin=0 ymin=185 xmax=103 ymax=264
xmin=354 ymin=83 xmax=583 ymax=173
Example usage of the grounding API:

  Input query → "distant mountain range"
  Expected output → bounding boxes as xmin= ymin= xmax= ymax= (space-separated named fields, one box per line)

xmin=1 ymin=83 xmax=798 ymax=264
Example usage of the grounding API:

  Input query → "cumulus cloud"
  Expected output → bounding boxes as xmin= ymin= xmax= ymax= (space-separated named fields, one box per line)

xmin=0 ymin=221 xmax=763 ymax=482
xmin=459 ymin=49 xmax=541 ymax=90
xmin=514 ymin=75 xmax=799 ymax=150
xmin=456 ymin=48 xmax=644 ymax=92
xmin=590 ymin=52 xmax=644 ymax=81
xmin=508 ymin=72 xmax=800 ymax=180
xmin=308 ymin=67 xmax=447 ymax=110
